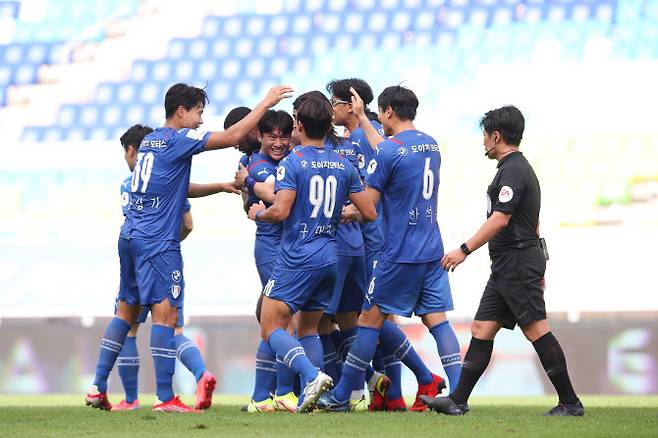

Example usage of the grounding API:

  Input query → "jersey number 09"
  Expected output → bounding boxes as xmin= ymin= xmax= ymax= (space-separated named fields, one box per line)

xmin=131 ymin=152 xmax=155 ymax=193
xmin=309 ymin=174 xmax=337 ymax=219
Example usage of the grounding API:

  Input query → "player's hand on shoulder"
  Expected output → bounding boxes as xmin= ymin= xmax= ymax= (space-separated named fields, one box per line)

xmin=248 ymin=201 xmax=266 ymax=221
xmin=441 ymin=248 xmax=467 ymax=272
xmin=262 ymin=85 xmax=294 ymax=108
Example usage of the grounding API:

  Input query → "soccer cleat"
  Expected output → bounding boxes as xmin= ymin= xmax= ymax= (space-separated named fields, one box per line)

xmin=112 ymin=399 xmax=140 ymax=411
xmin=153 ymin=395 xmax=202 ymax=413
xmin=243 ymin=397 xmax=277 ymax=413
xmin=274 ymin=392 xmax=299 ymax=413
xmin=349 ymin=395 xmax=368 ymax=412
xmin=298 ymin=371 xmax=334 ymax=413
xmin=420 ymin=395 xmax=468 ymax=415
xmin=411 ymin=373 xmax=446 ymax=412
xmin=194 ymin=371 xmax=217 ymax=410
xmin=316 ymin=391 xmax=350 ymax=413
xmin=85 ymin=385 xmax=112 ymax=411
xmin=384 ymin=397 xmax=408 ymax=412
xmin=367 ymin=372 xmax=390 ymax=412
xmin=544 ymin=400 xmax=585 ymax=417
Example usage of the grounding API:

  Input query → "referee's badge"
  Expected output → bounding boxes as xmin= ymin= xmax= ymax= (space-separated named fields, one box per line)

xmin=498 ymin=186 xmax=513 ymax=203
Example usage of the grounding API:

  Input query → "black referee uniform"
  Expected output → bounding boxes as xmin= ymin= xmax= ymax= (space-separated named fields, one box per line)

xmin=474 ymin=151 xmax=546 ymax=329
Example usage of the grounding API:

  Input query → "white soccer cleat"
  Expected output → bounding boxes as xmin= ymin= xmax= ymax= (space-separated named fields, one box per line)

xmin=298 ymin=371 xmax=334 ymax=413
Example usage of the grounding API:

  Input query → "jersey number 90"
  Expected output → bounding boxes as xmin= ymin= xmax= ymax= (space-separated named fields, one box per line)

xmin=309 ymin=174 xmax=337 ymax=219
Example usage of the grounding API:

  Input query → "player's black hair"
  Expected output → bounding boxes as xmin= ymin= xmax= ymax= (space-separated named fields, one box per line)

xmin=224 ymin=106 xmax=251 ymax=130
xmin=164 ymin=83 xmax=209 ymax=119
xmin=326 ymin=78 xmax=379 ymax=122
xmin=294 ymin=93 xmax=333 ymax=140
xmin=257 ymin=109 xmax=293 ymax=136
xmin=479 ymin=105 xmax=525 ymax=146
xmin=120 ymin=124 xmax=153 ymax=150
xmin=377 ymin=85 xmax=418 ymax=121
xmin=293 ymin=91 xmax=342 ymax=144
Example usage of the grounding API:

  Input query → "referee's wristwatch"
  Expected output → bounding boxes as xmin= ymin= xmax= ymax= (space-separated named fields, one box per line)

xmin=460 ymin=243 xmax=472 ymax=256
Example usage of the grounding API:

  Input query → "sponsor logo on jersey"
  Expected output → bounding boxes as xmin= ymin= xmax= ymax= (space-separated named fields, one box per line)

xmin=498 ymin=186 xmax=513 ymax=203
xmin=121 ymin=191 xmax=130 ymax=207
xmin=398 ymin=146 xmax=408 ymax=156
xmin=367 ymin=159 xmax=377 ymax=174
xmin=301 ymin=160 xmax=308 ymax=169
xmin=277 ymin=166 xmax=286 ymax=181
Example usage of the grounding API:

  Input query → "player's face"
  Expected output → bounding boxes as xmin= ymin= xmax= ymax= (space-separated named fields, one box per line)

xmin=181 ymin=103 xmax=204 ymax=129
xmin=378 ymin=107 xmax=394 ymax=136
xmin=260 ymin=127 xmax=290 ymax=161
xmin=124 ymin=145 xmax=137 ymax=171
xmin=483 ymin=130 xmax=497 ymax=160
xmin=291 ymin=111 xmax=302 ymax=146
xmin=331 ymin=95 xmax=351 ymax=125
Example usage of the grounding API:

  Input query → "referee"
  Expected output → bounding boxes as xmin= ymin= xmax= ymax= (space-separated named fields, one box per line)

xmin=421 ymin=105 xmax=583 ymax=416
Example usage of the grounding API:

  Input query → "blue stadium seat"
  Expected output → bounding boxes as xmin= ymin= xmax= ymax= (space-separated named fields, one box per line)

xmin=0 ymin=1 xmax=19 ymax=19
xmin=57 ymin=105 xmax=79 ymax=127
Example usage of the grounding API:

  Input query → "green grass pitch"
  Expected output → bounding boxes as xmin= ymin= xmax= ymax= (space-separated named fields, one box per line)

xmin=1 ymin=395 xmax=657 ymax=437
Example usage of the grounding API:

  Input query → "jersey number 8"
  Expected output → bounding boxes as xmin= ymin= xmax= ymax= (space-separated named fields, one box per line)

xmin=131 ymin=152 xmax=155 ymax=193
xmin=309 ymin=174 xmax=337 ymax=219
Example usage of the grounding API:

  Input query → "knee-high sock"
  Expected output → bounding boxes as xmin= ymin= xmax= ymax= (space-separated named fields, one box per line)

xmin=333 ymin=326 xmax=380 ymax=403
xmin=379 ymin=320 xmax=432 ymax=385
xmin=429 ymin=321 xmax=462 ymax=393
xmin=251 ymin=340 xmax=277 ymax=401
xmin=320 ymin=334 xmax=340 ymax=382
xmin=382 ymin=347 xmax=403 ymax=400
xmin=533 ymin=332 xmax=579 ymax=404
xmin=117 ymin=335 xmax=139 ymax=403
xmin=151 ymin=324 xmax=176 ymax=402
xmin=173 ymin=334 xmax=206 ymax=382
xmin=372 ymin=344 xmax=385 ymax=373
xmin=267 ymin=328 xmax=317 ymax=385
xmin=450 ymin=337 xmax=493 ymax=405
xmin=93 ymin=317 xmax=131 ymax=393
xmin=275 ymin=355 xmax=298 ymax=396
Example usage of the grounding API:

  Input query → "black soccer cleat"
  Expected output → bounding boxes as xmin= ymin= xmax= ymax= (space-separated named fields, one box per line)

xmin=543 ymin=400 xmax=585 ymax=417
xmin=419 ymin=395 xmax=469 ymax=416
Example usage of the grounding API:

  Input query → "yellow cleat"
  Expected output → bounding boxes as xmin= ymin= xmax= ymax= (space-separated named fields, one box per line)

xmin=349 ymin=395 xmax=368 ymax=412
xmin=243 ymin=397 xmax=276 ymax=413
xmin=273 ymin=392 xmax=299 ymax=413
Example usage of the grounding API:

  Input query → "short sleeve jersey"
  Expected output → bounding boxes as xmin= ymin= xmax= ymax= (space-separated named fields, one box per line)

xmin=328 ymin=137 xmax=365 ymax=257
xmin=129 ymin=127 xmax=208 ymax=241
xmin=350 ymin=119 xmax=385 ymax=252
xmin=274 ymin=145 xmax=364 ymax=269
xmin=365 ymin=130 xmax=445 ymax=263
xmin=487 ymin=152 xmax=541 ymax=255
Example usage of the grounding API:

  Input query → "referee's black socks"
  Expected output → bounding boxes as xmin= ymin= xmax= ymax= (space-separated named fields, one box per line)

xmin=450 ymin=337 xmax=494 ymax=405
xmin=532 ymin=332 xmax=579 ymax=404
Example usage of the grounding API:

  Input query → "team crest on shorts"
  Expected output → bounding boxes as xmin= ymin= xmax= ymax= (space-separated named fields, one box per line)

xmin=171 ymin=270 xmax=182 ymax=283
xmin=171 ymin=284 xmax=181 ymax=299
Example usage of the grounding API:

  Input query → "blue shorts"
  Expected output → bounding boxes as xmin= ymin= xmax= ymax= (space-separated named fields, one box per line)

xmin=118 ymin=237 xmax=139 ymax=302
xmin=265 ymin=263 xmax=336 ymax=313
xmin=325 ymin=255 xmax=367 ymax=316
xmin=117 ymin=238 xmax=184 ymax=308
xmin=362 ymin=259 xmax=453 ymax=317
xmin=365 ymin=248 xmax=381 ymax=282
xmin=256 ymin=261 xmax=275 ymax=289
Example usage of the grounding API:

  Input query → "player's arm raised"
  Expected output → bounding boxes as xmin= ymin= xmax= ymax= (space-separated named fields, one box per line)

xmin=204 ymin=85 xmax=293 ymax=151
xmin=247 ymin=189 xmax=296 ymax=223
xmin=350 ymin=87 xmax=385 ymax=150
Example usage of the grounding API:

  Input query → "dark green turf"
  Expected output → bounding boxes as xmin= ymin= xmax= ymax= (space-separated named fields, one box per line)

xmin=0 ymin=395 xmax=656 ymax=437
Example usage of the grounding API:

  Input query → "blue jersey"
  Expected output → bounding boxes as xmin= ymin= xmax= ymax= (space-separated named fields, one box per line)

xmin=350 ymin=120 xmax=385 ymax=252
xmin=365 ymin=130 xmax=445 ymax=263
xmin=248 ymin=152 xmax=283 ymax=266
xmin=129 ymin=127 xmax=208 ymax=241
xmin=274 ymin=145 xmax=364 ymax=269
xmin=238 ymin=153 xmax=250 ymax=170
xmin=328 ymin=137 xmax=364 ymax=257
xmin=120 ymin=175 xmax=190 ymax=239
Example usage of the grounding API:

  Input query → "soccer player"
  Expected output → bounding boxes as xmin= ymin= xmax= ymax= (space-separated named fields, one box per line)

xmin=421 ymin=106 xmax=584 ymax=417
xmin=113 ymin=124 xmax=239 ymax=411
xmin=85 ymin=83 xmax=292 ymax=412
xmin=247 ymin=92 xmax=377 ymax=413
xmin=316 ymin=85 xmax=462 ymax=412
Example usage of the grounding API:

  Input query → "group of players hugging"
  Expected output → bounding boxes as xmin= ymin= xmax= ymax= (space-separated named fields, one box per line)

xmin=84 ymin=76 xmax=583 ymax=417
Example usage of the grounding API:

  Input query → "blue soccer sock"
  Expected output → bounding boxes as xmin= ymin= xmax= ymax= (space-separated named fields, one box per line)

xmin=117 ymin=335 xmax=139 ymax=403
xmin=333 ymin=326 xmax=380 ymax=403
xmin=275 ymin=355 xmax=297 ymax=396
xmin=172 ymin=334 xmax=206 ymax=383
xmin=93 ymin=317 xmax=131 ymax=393
xmin=372 ymin=344 xmax=385 ymax=373
xmin=383 ymin=350 xmax=403 ymax=400
xmin=251 ymin=340 xmax=277 ymax=401
xmin=151 ymin=324 xmax=176 ymax=402
xmin=429 ymin=321 xmax=462 ymax=393
xmin=380 ymin=320 xmax=433 ymax=385
xmin=299 ymin=334 xmax=324 ymax=371
xmin=336 ymin=327 xmax=357 ymax=363
xmin=268 ymin=328 xmax=318 ymax=385
xmin=319 ymin=334 xmax=340 ymax=382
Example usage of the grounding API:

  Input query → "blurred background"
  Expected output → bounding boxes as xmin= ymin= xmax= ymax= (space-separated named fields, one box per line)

xmin=0 ymin=0 xmax=656 ymax=397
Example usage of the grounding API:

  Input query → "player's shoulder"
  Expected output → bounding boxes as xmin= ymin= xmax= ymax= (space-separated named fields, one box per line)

xmin=122 ymin=175 xmax=132 ymax=188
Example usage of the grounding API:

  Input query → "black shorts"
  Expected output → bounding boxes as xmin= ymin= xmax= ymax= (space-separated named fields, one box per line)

xmin=474 ymin=246 xmax=547 ymax=330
